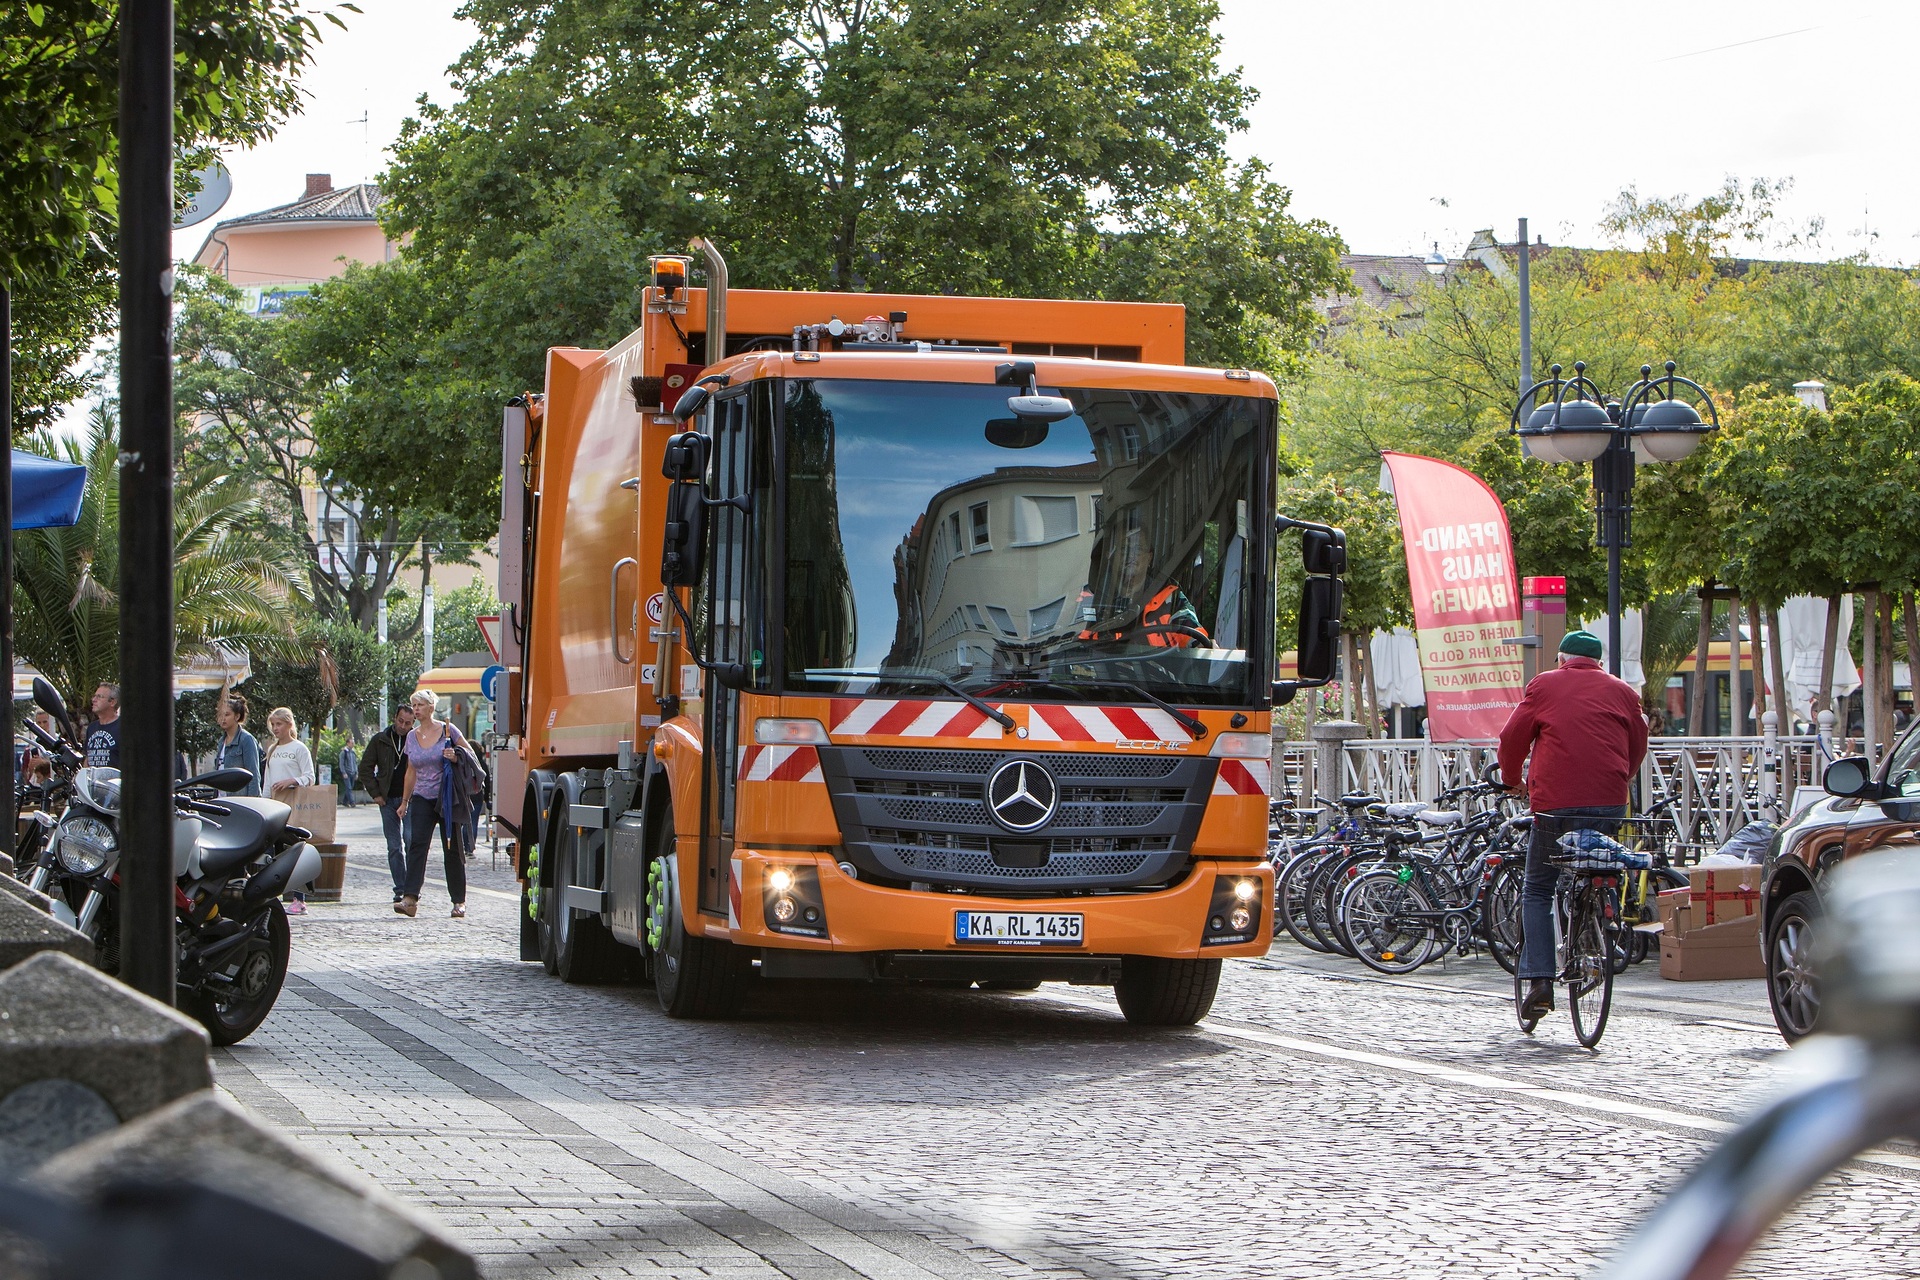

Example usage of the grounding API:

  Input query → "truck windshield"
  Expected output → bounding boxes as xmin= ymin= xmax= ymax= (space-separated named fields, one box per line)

xmin=783 ymin=378 xmax=1270 ymax=707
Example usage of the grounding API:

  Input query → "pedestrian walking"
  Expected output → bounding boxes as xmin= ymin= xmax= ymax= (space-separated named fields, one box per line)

xmin=337 ymin=738 xmax=360 ymax=808
xmin=84 ymin=683 xmax=121 ymax=768
xmin=262 ymin=707 xmax=317 ymax=915
xmin=1497 ymin=630 xmax=1650 ymax=1024
xmin=212 ymin=693 xmax=263 ymax=797
xmin=358 ymin=704 xmax=416 ymax=905
xmin=394 ymin=689 xmax=478 ymax=919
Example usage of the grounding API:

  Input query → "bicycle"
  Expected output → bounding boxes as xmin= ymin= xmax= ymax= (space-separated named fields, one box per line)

xmin=1338 ymin=805 xmax=1512 ymax=975
xmin=1513 ymin=829 xmax=1649 ymax=1049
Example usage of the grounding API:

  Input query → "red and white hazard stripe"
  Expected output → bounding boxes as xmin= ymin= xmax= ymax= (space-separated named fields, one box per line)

xmin=737 ymin=743 xmax=824 ymax=783
xmin=1025 ymin=703 xmax=1193 ymax=745
xmin=827 ymin=698 xmax=1003 ymax=740
xmin=1212 ymin=758 xmax=1272 ymax=797
xmin=727 ymin=855 xmax=742 ymax=930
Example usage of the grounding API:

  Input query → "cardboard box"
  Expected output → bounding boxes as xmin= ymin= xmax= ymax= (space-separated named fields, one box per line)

xmin=287 ymin=784 xmax=337 ymax=844
xmin=1682 ymin=867 xmax=1760 ymax=926
xmin=1659 ymin=912 xmax=1765 ymax=981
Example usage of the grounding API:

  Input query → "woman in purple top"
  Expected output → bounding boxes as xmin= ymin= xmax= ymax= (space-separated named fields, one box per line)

xmin=394 ymin=688 xmax=468 ymax=918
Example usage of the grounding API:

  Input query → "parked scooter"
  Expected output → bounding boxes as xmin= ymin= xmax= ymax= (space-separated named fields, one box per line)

xmin=24 ymin=680 xmax=320 ymax=1045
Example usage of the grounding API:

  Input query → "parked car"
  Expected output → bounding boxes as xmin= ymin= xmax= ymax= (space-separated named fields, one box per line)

xmin=1762 ymin=720 xmax=1920 ymax=1041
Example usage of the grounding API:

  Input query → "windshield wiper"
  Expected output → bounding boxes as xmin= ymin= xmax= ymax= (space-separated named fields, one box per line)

xmin=804 ymin=668 xmax=1017 ymax=733
xmin=980 ymin=676 xmax=1207 ymax=740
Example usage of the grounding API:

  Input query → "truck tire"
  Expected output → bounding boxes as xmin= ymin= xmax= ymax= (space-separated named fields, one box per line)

xmin=1114 ymin=956 xmax=1221 ymax=1026
xmin=644 ymin=813 xmax=749 ymax=1018
xmin=541 ymin=815 xmax=632 ymax=985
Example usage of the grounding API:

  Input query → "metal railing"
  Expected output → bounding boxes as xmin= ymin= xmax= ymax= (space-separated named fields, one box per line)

xmin=1272 ymin=734 xmax=1821 ymax=860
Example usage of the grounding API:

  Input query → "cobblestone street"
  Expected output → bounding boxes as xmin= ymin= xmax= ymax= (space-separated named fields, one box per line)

xmin=210 ymin=807 xmax=1920 ymax=1279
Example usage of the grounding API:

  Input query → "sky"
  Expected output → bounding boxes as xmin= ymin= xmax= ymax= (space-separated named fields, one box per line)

xmin=184 ymin=0 xmax=1920 ymax=268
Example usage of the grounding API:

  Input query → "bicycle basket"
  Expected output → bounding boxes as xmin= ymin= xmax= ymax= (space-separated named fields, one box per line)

xmin=1551 ymin=827 xmax=1652 ymax=872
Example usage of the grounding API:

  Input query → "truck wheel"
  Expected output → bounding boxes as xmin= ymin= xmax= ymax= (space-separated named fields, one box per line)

xmin=1114 ymin=957 xmax=1221 ymax=1026
xmin=541 ymin=817 xmax=631 ymax=985
xmin=644 ymin=817 xmax=749 ymax=1018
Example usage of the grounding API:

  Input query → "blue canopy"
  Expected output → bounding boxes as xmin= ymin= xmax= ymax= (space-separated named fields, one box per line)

xmin=11 ymin=450 xmax=86 ymax=530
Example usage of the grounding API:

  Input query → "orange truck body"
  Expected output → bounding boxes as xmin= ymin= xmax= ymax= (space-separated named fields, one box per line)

xmin=496 ymin=273 xmax=1291 ymax=1021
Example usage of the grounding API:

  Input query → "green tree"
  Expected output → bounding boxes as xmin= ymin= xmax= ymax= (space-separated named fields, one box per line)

xmin=173 ymin=268 xmax=442 ymax=629
xmin=240 ymin=616 xmax=387 ymax=749
xmin=11 ymin=406 xmax=302 ymax=710
xmin=1719 ymin=259 xmax=1920 ymax=393
xmin=351 ymin=0 xmax=1342 ymax=526
xmin=431 ymin=580 xmax=503 ymax=660
xmin=2 ymin=0 xmax=350 ymax=433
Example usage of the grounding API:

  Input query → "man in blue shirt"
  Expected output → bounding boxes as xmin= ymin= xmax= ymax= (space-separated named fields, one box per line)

xmin=85 ymin=683 xmax=121 ymax=768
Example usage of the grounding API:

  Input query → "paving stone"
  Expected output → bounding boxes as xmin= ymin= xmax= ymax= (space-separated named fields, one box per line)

xmin=196 ymin=805 xmax=1920 ymax=1280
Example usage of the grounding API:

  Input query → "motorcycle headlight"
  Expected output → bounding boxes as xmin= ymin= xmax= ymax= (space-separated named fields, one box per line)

xmin=56 ymin=816 xmax=117 ymax=876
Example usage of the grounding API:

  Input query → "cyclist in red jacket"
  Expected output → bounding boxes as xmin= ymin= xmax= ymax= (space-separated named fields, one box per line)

xmin=1498 ymin=629 xmax=1649 ymax=1022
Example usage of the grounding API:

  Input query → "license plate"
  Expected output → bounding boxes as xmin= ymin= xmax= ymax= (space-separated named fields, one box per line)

xmin=955 ymin=911 xmax=1084 ymax=946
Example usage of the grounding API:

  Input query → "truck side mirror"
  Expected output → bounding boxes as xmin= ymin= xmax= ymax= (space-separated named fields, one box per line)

xmin=662 ymin=431 xmax=710 ymax=481
xmin=672 ymin=384 xmax=711 ymax=424
xmin=660 ymin=480 xmax=706 ymax=587
xmin=1302 ymin=528 xmax=1347 ymax=576
xmin=1294 ymin=576 xmax=1344 ymax=683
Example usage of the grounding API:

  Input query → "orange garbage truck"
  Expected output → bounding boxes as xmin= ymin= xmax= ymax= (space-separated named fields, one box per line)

xmin=493 ymin=241 xmax=1346 ymax=1024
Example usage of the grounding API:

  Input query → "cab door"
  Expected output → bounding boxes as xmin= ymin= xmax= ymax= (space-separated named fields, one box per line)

xmin=696 ymin=386 xmax=772 ymax=916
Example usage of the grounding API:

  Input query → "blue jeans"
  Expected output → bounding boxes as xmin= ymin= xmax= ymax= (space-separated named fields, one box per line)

xmin=1519 ymin=805 xmax=1627 ymax=980
xmin=402 ymin=795 xmax=467 ymax=905
xmin=380 ymin=797 xmax=411 ymax=899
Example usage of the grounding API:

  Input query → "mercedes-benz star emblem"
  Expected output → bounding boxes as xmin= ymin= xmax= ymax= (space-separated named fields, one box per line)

xmin=986 ymin=758 xmax=1059 ymax=832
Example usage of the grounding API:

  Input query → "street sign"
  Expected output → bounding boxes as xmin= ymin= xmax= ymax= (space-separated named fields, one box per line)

xmin=480 ymin=664 xmax=506 ymax=702
xmin=477 ymin=614 xmax=503 ymax=661
xmin=175 ymin=162 xmax=232 ymax=229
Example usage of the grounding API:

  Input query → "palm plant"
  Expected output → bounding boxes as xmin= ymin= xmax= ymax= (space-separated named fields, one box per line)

xmin=13 ymin=406 xmax=305 ymax=712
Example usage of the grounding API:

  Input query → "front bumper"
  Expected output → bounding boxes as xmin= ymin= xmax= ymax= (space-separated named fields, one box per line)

xmin=726 ymin=850 xmax=1272 ymax=961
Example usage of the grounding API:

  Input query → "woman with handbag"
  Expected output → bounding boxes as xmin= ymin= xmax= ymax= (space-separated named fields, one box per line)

xmin=261 ymin=707 xmax=317 ymax=915
xmin=394 ymin=689 xmax=477 ymax=918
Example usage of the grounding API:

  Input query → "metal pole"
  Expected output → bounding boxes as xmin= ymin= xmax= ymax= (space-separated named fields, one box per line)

xmin=1517 ymin=218 xmax=1532 ymax=409
xmin=118 ymin=0 xmax=177 ymax=1004
xmin=1596 ymin=436 xmax=1629 ymax=679
xmin=2 ymin=281 xmax=14 ymax=797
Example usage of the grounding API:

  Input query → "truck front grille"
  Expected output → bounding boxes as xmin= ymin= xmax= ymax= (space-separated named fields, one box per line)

xmin=818 ymin=745 xmax=1214 ymax=892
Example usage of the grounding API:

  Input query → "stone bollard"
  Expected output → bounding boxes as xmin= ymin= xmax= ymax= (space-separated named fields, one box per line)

xmin=0 ymin=890 xmax=91 ymax=969
xmin=0 ymin=951 xmax=210 ymax=1173
xmin=31 ymin=1090 xmax=477 ymax=1278
xmin=1310 ymin=720 xmax=1367 ymax=810
xmin=0 ymin=873 xmax=59 ymax=916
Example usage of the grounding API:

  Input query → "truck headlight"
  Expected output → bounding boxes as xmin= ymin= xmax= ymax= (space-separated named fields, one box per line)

xmin=56 ymin=817 xmax=117 ymax=876
xmin=762 ymin=864 xmax=827 ymax=938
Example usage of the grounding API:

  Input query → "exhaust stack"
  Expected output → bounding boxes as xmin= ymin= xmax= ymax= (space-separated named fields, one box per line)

xmin=689 ymin=236 xmax=728 ymax=365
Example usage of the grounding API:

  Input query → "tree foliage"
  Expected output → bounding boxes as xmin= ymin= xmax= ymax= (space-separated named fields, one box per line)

xmin=345 ymin=0 xmax=1343 ymax=527
xmin=239 ymin=615 xmax=387 ymax=746
xmin=2 ymin=0 xmax=349 ymax=433
xmin=174 ymin=269 xmax=450 ymax=627
xmin=11 ymin=406 xmax=303 ymax=710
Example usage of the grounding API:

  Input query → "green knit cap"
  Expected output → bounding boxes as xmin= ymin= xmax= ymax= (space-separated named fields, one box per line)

xmin=1559 ymin=629 xmax=1604 ymax=659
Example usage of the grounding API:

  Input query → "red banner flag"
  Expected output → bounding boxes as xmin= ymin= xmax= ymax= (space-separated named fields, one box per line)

xmin=1379 ymin=451 xmax=1525 ymax=741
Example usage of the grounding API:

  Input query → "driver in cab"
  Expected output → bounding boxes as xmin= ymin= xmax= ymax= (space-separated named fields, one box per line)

xmin=1077 ymin=537 xmax=1209 ymax=650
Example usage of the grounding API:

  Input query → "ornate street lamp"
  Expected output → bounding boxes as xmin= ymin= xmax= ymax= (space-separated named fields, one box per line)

xmin=1510 ymin=361 xmax=1719 ymax=676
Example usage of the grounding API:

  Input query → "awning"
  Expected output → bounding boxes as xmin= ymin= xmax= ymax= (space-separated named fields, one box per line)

xmin=12 ymin=450 xmax=86 ymax=530
xmin=416 ymin=666 xmax=485 ymax=695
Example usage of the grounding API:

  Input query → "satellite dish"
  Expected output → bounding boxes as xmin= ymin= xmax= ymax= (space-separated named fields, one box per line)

xmin=175 ymin=162 xmax=233 ymax=229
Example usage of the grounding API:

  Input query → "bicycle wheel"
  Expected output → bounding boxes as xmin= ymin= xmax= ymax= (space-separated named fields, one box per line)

xmin=1566 ymin=889 xmax=1615 ymax=1050
xmin=1309 ymin=850 xmax=1372 ymax=958
xmin=1277 ymin=848 xmax=1333 ymax=953
xmin=1483 ymin=860 xmax=1524 ymax=975
xmin=1340 ymin=870 xmax=1440 ymax=974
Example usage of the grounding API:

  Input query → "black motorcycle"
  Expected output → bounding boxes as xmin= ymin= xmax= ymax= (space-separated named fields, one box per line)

xmin=24 ymin=680 xmax=320 ymax=1045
